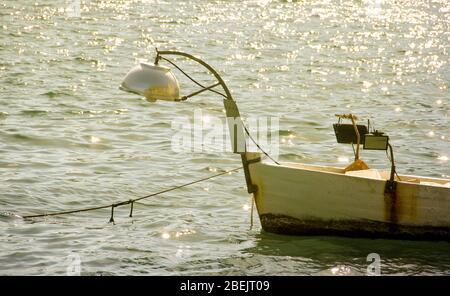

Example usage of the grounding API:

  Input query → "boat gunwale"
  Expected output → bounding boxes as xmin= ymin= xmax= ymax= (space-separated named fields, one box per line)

xmin=255 ymin=160 xmax=450 ymax=187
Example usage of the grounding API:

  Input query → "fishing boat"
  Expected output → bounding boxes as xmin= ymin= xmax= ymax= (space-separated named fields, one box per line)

xmin=246 ymin=153 xmax=450 ymax=240
xmin=121 ymin=50 xmax=450 ymax=240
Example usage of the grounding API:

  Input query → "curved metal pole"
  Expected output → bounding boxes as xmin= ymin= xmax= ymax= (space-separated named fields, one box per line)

xmin=155 ymin=50 xmax=245 ymax=151
xmin=350 ymin=116 xmax=360 ymax=161
xmin=155 ymin=50 xmax=258 ymax=194
xmin=388 ymin=143 xmax=396 ymax=183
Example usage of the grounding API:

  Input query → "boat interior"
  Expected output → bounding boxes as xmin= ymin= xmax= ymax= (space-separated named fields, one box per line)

xmin=257 ymin=114 xmax=450 ymax=188
xmin=273 ymin=162 xmax=450 ymax=188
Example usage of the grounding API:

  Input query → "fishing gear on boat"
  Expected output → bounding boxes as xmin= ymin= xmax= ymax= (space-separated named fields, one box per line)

xmin=333 ymin=113 xmax=398 ymax=192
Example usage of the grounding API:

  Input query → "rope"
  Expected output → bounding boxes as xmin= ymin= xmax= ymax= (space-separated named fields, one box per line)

xmin=160 ymin=57 xmax=228 ymax=99
xmin=22 ymin=167 xmax=242 ymax=220
xmin=250 ymin=194 xmax=255 ymax=230
xmin=243 ymin=125 xmax=280 ymax=165
xmin=386 ymin=149 xmax=401 ymax=181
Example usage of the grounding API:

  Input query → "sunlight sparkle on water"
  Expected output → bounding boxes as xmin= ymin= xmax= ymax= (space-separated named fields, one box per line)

xmin=437 ymin=156 xmax=448 ymax=161
xmin=338 ymin=156 xmax=350 ymax=163
xmin=90 ymin=136 xmax=101 ymax=144
xmin=330 ymin=265 xmax=353 ymax=276
xmin=202 ymin=115 xmax=210 ymax=124
xmin=175 ymin=229 xmax=196 ymax=238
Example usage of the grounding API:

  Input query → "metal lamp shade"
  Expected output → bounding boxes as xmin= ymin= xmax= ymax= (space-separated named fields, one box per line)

xmin=120 ymin=63 xmax=180 ymax=101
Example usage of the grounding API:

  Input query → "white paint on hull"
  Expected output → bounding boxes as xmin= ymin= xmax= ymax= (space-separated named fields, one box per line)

xmin=246 ymin=154 xmax=450 ymax=235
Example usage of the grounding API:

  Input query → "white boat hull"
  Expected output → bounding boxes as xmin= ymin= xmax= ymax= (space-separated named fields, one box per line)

xmin=246 ymin=153 xmax=450 ymax=240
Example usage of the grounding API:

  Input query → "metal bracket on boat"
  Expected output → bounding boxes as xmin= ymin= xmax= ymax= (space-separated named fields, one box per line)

xmin=241 ymin=153 xmax=261 ymax=194
xmin=384 ymin=143 xmax=397 ymax=193
xmin=385 ymin=180 xmax=397 ymax=194
xmin=384 ymin=143 xmax=398 ymax=225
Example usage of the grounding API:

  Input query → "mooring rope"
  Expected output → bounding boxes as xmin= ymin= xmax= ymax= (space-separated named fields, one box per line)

xmin=22 ymin=166 xmax=242 ymax=221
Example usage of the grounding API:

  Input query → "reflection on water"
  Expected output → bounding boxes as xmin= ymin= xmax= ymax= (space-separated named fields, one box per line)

xmin=0 ymin=0 xmax=449 ymax=275
xmin=245 ymin=232 xmax=450 ymax=275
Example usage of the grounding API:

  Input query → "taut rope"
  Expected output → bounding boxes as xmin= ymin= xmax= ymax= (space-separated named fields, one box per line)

xmin=22 ymin=167 xmax=242 ymax=222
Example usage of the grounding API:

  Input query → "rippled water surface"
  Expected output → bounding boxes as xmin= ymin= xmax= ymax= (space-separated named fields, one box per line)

xmin=1 ymin=0 xmax=449 ymax=275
